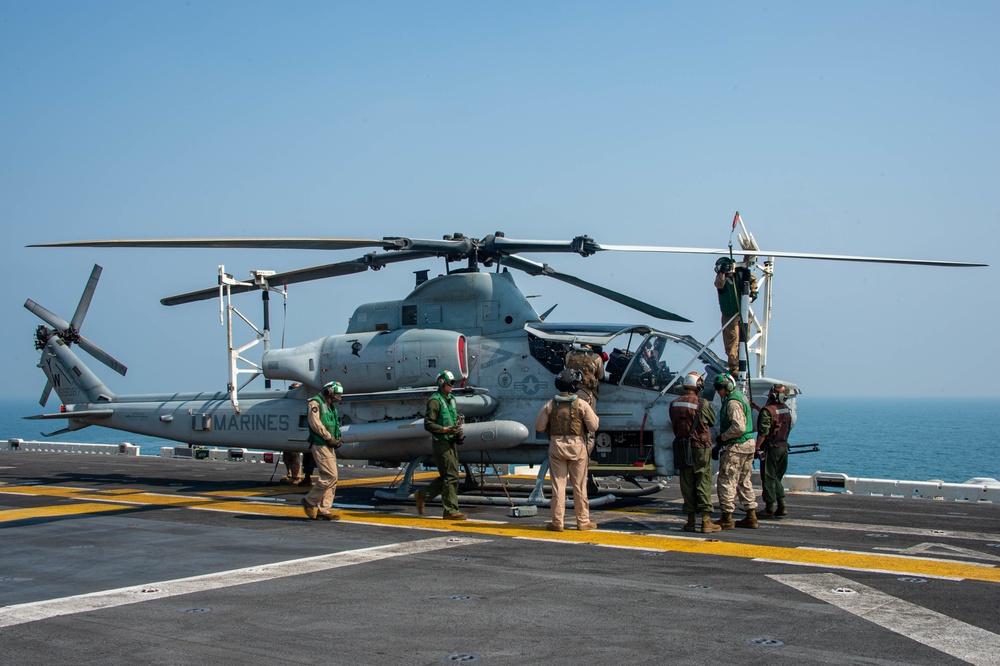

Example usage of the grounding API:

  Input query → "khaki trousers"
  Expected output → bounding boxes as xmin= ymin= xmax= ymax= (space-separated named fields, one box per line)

xmin=305 ymin=443 xmax=339 ymax=514
xmin=722 ymin=314 xmax=740 ymax=374
xmin=549 ymin=437 xmax=590 ymax=528
xmin=282 ymin=451 xmax=301 ymax=478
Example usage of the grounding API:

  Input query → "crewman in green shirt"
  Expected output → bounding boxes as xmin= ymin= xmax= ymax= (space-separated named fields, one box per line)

xmin=302 ymin=381 xmax=344 ymax=521
xmin=714 ymin=257 xmax=758 ymax=375
xmin=414 ymin=370 xmax=467 ymax=521
xmin=711 ymin=372 xmax=759 ymax=529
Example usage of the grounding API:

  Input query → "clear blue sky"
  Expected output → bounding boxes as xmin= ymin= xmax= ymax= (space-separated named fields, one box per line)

xmin=2 ymin=1 xmax=997 ymax=400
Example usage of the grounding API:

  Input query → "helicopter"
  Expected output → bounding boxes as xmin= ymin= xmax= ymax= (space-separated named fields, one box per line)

xmin=23 ymin=219 xmax=987 ymax=499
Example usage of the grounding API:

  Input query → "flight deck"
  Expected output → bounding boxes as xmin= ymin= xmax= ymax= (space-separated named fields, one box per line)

xmin=2 ymin=450 xmax=999 ymax=665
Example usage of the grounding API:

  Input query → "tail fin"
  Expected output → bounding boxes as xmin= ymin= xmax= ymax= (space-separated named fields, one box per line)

xmin=25 ymin=265 xmax=126 ymax=406
xmin=36 ymin=327 xmax=116 ymax=405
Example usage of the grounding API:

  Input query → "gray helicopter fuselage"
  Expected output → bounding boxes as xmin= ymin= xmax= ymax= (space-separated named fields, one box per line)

xmin=31 ymin=270 xmax=796 ymax=473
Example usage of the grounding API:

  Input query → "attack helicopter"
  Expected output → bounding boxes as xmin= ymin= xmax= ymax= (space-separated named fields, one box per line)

xmin=24 ymin=220 xmax=986 ymax=497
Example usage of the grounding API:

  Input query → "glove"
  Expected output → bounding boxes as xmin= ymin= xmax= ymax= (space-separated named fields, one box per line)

xmin=754 ymin=449 xmax=764 ymax=461
xmin=711 ymin=444 xmax=722 ymax=461
xmin=331 ymin=438 xmax=343 ymax=450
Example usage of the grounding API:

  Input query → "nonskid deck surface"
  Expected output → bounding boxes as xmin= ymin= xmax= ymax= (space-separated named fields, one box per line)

xmin=1 ymin=451 xmax=999 ymax=666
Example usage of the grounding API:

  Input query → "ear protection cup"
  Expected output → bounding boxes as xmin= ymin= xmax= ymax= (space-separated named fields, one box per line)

xmin=713 ymin=372 xmax=736 ymax=392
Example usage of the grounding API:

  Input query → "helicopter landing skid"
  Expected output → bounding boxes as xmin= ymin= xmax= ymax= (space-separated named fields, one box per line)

xmin=382 ymin=455 xmax=426 ymax=501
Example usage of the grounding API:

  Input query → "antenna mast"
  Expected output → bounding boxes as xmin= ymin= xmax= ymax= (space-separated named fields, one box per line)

xmin=218 ymin=266 xmax=281 ymax=412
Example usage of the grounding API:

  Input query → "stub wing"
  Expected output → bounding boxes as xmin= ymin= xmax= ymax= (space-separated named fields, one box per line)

xmin=23 ymin=409 xmax=115 ymax=421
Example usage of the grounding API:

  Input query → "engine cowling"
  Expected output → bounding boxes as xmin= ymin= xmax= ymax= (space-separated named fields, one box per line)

xmin=262 ymin=329 xmax=467 ymax=393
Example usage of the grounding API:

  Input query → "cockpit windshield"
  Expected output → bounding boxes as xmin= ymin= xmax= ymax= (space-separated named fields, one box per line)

xmin=611 ymin=332 xmax=723 ymax=393
xmin=524 ymin=324 xmax=726 ymax=393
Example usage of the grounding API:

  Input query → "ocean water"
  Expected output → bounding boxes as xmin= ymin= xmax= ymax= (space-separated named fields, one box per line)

xmin=785 ymin=397 xmax=999 ymax=483
xmin=1 ymin=397 xmax=997 ymax=484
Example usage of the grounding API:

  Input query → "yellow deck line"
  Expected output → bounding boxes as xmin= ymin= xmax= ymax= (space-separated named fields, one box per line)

xmin=200 ymin=472 xmax=440 ymax=497
xmin=3 ymin=484 xmax=999 ymax=584
xmin=0 ymin=502 xmax=135 ymax=522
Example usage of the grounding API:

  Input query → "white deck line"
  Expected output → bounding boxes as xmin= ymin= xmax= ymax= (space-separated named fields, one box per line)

xmin=0 ymin=536 xmax=488 ymax=629
xmin=770 ymin=572 xmax=1000 ymax=665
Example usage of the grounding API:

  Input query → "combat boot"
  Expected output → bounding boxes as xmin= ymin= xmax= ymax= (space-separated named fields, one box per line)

xmin=713 ymin=512 xmax=735 ymax=530
xmin=759 ymin=502 xmax=775 ymax=519
xmin=683 ymin=513 xmax=696 ymax=532
xmin=775 ymin=500 xmax=788 ymax=517
xmin=300 ymin=498 xmax=318 ymax=520
xmin=700 ymin=513 xmax=721 ymax=533
xmin=735 ymin=509 xmax=759 ymax=529
xmin=296 ymin=475 xmax=312 ymax=487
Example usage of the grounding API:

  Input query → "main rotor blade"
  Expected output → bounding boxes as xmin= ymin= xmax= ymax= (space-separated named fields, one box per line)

xmin=24 ymin=299 xmax=71 ymax=331
xmin=597 ymin=244 xmax=988 ymax=267
xmin=70 ymin=264 xmax=102 ymax=331
xmin=29 ymin=238 xmax=386 ymax=251
xmin=502 ymin=255 xmax=691 ymax=323
xmin=161 ymin=250 xmax=441 ymax=306
xmin=77 ymin=335 xmax=128 ymax=376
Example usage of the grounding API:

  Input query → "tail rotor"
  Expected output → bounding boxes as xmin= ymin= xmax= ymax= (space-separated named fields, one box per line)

xmin=24 ymin=265 xmax=128 ymax=405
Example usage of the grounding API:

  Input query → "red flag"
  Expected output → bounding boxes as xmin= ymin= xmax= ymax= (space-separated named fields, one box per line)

xmin=731 ymin=211 xmax=740 ymax=230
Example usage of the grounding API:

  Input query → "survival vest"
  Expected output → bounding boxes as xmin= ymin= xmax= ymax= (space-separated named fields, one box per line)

xmin=565 ymin=349 xmax=602 ymax=394
xmin=669 ymin=393 xmax=713 ymax=448
xmin=720 ymin=389 xmax=754 ymax=445
xmin=547 ymin=394 xmax=587 ymax=437
xmin=307 ymin=395 xmax=342 ymax=447
xmin=716 ymin=266 xmax=752 ymax=318
xmin=428 ymin=391 xmax=458 ymax=443
xmin=758 ymin=403 xmax=791 ymax=448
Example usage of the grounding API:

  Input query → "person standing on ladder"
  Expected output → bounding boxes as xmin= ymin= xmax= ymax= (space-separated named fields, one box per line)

xmin=564 ymin=342 xmax=604 ymax=453
xmin=714 ymin=257 xmax=757 ymax=376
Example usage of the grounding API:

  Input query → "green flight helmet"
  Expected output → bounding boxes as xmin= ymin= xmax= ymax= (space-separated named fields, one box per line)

xmin=437 ymin=370 xmax=456 ymax=387
xmin=322 ymin=381 xmax=344 ymax=399
xmin=715 ymin=257 xmax=734 ymax=274
xmin=713 ymin=372 xmax=736 ymax=392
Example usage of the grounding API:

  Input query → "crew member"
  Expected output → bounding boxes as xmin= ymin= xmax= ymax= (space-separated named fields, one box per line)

xmin=756 ymin=384 xmax=792 ymax=518
xmin=280 ymin=451 xmax=302 ymax=485
xmin=298 ymin=450 xmax=315 ymax=486
xmin=414 ymin=370 xmax=467 ymax=521
xmin=564 ymin=342 xmax=604 ymax=453
xmin=302 ymin=381 xmax=344 ymax=521
xmin=714 ymin=257 xmax=757 ymax=375
xmin=669 ymin=372 xmax=721 ymax=533
xmin=533 ymin=368 xmax=600 ymax=532
xmin=564 ymin=342 xmax=603 ymax=409
xmin=711 ymin=372 xmax=759 ymax=529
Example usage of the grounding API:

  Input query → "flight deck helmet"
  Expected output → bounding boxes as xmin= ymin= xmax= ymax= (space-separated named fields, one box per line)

xmin=713 ymin=372 xmax=736 ymax=393
xmin=321 ymin=381 xmax=344 ymax=401
xmin=715 ymin=257 xmax=735 ymax=274
xmin=682 ymin=372 xmax=704 ymax=391
xmin=436 ymin=370 xmax=456 ymax=387
xmin=768 ymin=383 xmax=789 ymax=404
xmin=554 ymin=368 xmax=582 ymax=393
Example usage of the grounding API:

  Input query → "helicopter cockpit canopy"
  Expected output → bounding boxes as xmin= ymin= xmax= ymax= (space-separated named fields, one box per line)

xmin=524 ymin=323 xmax=726 ymax=392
